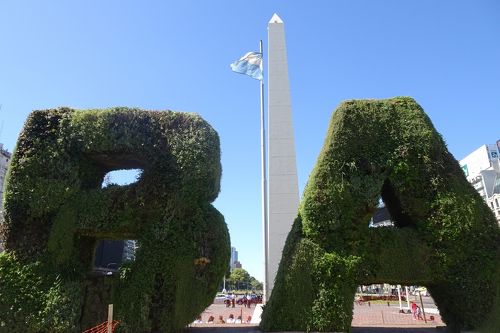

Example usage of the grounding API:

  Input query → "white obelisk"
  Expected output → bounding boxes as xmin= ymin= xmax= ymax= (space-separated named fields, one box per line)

xmin=266 ymin=13 xmax=300 ymax=300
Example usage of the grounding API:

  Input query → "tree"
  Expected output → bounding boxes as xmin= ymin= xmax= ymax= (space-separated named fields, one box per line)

xmin=250 ymin=277 xmax=263 ymax=291
xmin=226 ymin=268 xmax=263 ymax=292
xmin=228 ymin=268 xmax=250 ymax=290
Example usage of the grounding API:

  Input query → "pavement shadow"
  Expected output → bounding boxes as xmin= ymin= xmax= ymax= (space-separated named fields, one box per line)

xmin=352 ymin=327 xmax=446 ymax=333
xmin=184 ymin=327 xmax=261 ymax=333
xmin=184 ymin=327 xmax=448 ymax=333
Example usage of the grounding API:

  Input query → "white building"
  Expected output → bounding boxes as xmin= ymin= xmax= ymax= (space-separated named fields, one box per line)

xmin=0 ymin=144 xmax=12 ymax=252
xmin=123 ymin=240 xmax=138 ymax=262
xmin=459 ymin=140 xmax=500 ymax=226
xmin=369 ymin=200 xmax=394 ymax=228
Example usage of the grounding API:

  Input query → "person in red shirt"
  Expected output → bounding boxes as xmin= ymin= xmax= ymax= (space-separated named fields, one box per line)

xmin=411 ymin=302 xmax=418 ymax=320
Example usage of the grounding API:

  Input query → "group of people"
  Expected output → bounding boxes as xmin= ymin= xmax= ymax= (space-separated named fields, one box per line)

xmin=224 ymin=293 xmax=237 ymax=308
xmin=192 ymin=314 xmax=252 ymax=325
xmin=224 ymin=293 xmax=255 ymax=308
xmin=241 ymin=294 xmax=254 ymax=308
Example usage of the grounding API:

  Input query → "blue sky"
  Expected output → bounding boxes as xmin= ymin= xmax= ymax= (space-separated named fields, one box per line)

xmin=1 ymin=1 xmax=499 ymax=282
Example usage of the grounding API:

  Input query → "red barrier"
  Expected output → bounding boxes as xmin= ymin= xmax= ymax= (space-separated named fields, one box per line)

xmin=81 ymin=320 xmax=120 ymax=333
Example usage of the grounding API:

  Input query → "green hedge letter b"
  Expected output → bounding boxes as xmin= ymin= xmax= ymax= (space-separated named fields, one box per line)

xmin=1 ymin=107 xmax=230 ymax=332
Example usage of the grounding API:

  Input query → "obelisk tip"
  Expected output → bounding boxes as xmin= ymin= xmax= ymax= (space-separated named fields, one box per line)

xmin=269 ymin=13 xmax=283 ymax=24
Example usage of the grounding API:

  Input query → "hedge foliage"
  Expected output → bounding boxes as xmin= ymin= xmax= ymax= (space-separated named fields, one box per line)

xmin=260 ymin=97 xmax=500 ymax=333
xmin=0 ymin=107 xmax=230 ymax=332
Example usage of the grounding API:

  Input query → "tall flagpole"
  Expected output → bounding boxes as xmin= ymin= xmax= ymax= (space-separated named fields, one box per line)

xmin=259 ymin=39 xmax=269 ymax=303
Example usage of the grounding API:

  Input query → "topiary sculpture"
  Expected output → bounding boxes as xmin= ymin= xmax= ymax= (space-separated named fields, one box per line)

xmin=0 ymin=107 xmax=230 ymax=332
xmin=260 ymin=97 xmax=500 ymax=333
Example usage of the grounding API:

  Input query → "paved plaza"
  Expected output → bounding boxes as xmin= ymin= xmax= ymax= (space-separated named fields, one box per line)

xmin=186 ymin=302 xmax=257 ymax=327
xmin=185 ymin=326 xmax=444 ymax=333
xmin=184 ymin=298 xmax=445 ymax=332
xmin=352 ymin=302 xmax=444 ymax=328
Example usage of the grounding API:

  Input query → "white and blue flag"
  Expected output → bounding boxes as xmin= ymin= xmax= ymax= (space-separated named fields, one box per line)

xmin=230 ymin=51 xmax=263 ymax=80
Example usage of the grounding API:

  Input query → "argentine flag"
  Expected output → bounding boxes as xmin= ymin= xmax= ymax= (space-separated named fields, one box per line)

xmin=230 ymin=51 xmax=263 ymax=80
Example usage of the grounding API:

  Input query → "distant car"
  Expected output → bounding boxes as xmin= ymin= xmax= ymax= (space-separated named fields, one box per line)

xmin=412 ymin=287 xmax=429 ymax=296
xmin=236 ymin=296 xmax=247 ymax=305
xmin=252 ymin=295 xmax=263 ymax=304
xmin=236 ymin=295 xmax=263 ymax=305
xmin=214 ymin=293 xmax=226 ymax=300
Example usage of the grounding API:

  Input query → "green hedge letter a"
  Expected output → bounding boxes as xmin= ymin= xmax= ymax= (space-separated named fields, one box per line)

xmin=261 ymin=97 xmax=500 ymax=333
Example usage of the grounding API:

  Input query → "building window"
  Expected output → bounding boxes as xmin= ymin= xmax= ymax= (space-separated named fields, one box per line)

xmin=491 ymin=202 xmax=495 ymax=210
xmin=496 ymin=198 xmax=499 ymax=208
xmin=494 ymin=177 xmax=500 ymax=194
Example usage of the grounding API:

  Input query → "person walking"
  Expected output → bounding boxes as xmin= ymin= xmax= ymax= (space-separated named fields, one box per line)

xmin=411 ymin=302 xmax=418 ymax=320
xmin=416 ymin=305 xmax=423 ymax=320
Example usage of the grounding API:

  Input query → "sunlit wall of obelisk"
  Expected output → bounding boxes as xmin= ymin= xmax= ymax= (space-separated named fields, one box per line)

xmin=266 ymin=13 xmax=300 ymax=300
